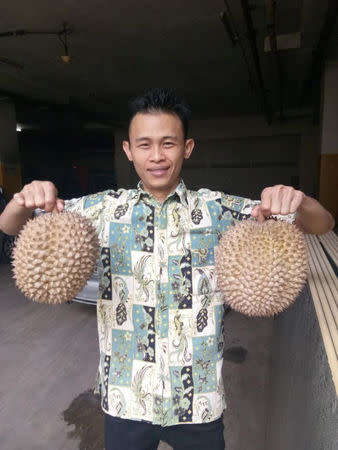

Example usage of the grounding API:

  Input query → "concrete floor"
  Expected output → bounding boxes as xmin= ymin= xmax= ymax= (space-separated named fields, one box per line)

xmin=0 ymin=263 xmax=274 ymax=450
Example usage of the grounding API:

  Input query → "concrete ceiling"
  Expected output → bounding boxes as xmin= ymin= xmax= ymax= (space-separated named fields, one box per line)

xmin=0 ymin=0 xmax=336 ymax=124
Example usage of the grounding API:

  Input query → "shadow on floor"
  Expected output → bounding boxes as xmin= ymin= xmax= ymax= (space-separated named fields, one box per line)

xmin=62 ymin=390 xmax=173 ymax=450
xmin=63 ymin=390 xmax=104 ymax=450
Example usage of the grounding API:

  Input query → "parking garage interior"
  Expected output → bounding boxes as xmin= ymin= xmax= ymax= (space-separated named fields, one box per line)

xmin=0 ymin=1 xmax=338 ymax=450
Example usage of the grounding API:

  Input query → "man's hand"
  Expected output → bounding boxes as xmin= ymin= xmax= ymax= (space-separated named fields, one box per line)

xmin=0 ymin=181 xmax=64 ymax=235
xmin=251 ymin=185 xmax=304 ymax=223
xmin=13 ymin=181 xmax=64 ymax=213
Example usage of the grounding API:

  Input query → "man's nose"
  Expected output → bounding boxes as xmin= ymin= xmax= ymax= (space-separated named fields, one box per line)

xmin=150 ymin=146 xmax=165 ymax=162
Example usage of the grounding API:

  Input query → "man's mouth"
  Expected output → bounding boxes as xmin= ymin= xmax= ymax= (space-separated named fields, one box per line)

xmin=147 ymin=167 xmax=170 ymax=177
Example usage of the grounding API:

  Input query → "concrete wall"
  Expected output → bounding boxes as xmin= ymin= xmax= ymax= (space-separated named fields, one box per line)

xmin=265 ymin=284 xmax=338 ymax=450
xmin=321 ymin=61 xmax=338 ymax=155
xmin=319 ymin=61 xmax=338 ymax=220
xmin=182 ymin=134 xmax=300 ymax=199
xmin=114 ymin=114 xmax=321 ymax=199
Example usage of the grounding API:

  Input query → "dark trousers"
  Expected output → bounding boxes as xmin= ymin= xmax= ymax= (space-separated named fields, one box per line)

xmin=104 ymin=414 xmax=225 ymax=450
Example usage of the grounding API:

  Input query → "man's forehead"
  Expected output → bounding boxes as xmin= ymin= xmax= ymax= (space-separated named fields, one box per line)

xmin=129 ymin=112 xmax=184 ymax=138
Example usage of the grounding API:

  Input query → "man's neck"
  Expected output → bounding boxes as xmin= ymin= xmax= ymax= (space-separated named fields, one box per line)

xmin=141 ymin=181 xmax=180 ymax=204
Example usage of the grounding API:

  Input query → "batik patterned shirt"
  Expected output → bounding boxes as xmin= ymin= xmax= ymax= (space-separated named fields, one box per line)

xmin=65 ymin=180 xmax=257 ymax=426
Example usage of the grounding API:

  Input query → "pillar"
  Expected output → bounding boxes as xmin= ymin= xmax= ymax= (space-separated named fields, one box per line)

xmin=0 ymin=101 xmax=22 ymax=200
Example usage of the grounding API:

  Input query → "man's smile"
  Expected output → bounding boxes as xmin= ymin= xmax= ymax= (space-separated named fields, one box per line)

xmin=147 ymin=166 xmax=170 ymax=177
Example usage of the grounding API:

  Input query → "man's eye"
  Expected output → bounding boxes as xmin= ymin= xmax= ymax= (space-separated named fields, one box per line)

xmin=163 ymin=142 xmax=174 ymax=148
xmin=139 ymin=143 xmax=149 ymax=148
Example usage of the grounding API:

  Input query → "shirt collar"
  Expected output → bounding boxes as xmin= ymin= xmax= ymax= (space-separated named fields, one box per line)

xmin=131 ymin=179 xmax=188 ymax=206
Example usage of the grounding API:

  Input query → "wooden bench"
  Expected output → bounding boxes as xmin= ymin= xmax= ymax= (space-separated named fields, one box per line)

xmin=305 ymin=230 xmax=338 ymax=395
xmin=319 ymin=230 xmax=338 ymax=269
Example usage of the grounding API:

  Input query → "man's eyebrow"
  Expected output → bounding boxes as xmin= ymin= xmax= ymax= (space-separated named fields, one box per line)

xmin=135 ymin=137 xmax=151 ymax=142
xmin=162 ymin=135 xmax=179 ymax=141
xmin=135 ymin=135 xmax=179 ymax=142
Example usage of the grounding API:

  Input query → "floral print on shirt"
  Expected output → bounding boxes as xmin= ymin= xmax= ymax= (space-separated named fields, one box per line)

xmin=65 ymin=180 xmax=256 ymax=426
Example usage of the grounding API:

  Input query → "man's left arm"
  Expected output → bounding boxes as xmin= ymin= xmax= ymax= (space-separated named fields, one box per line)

xmin=251 ymin=185 xmax=335 ymax=235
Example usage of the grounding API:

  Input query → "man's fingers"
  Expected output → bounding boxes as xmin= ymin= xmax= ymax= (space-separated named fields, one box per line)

xmin=43 ymin=193 xmax=57 ymax=212
xmin=31 ymin=182 xmax=47 ymax=210
xmin=260 ymin=188 xmax=272 ymax=216
xmin=258 ymin=185 xmax=306 ymax=217
xmin=269 ymin=186 xmax=284 ymax=215
xmin=280 ymin=188 xmax=293 ymax=215
xmin=290 ymin=190 xmax=304 ymax=213
xmin=38 ymin=181 xmax=58 ymax=212
xmin=14 ymin=181 xmax=60 ymax=212
xmin=20 ymin=186 xmax=36 ymax=209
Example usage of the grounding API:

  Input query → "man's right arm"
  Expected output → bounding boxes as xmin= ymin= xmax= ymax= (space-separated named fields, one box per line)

xmin=0 ymin=181 xmax=64 ymax=236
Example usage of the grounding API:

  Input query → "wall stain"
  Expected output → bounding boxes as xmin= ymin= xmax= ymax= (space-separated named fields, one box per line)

xmin=63 ymin=389 xmax=104 ymax=450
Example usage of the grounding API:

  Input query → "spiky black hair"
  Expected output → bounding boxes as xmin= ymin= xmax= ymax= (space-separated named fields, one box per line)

xmin=128 ymin=88 xmax=191 ymax=138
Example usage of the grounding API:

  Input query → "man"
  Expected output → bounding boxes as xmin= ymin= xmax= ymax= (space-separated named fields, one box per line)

xmin=0 ymin=88 xmax=334 ymax=450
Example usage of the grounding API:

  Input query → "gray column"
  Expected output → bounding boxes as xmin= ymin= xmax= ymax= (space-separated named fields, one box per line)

xmin=0 ymin=101 xmax=21 ymax=199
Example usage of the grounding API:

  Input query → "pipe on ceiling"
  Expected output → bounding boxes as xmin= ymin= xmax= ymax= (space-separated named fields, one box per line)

xmin=219 ymin=7 xmax=239 ymax=46
xmin=240 ymin=0 xmax=272 ymax=123
xmin=221 ymin=1 xmax=258 ymax=94
xmin=265 ymin=0 xmax=284 ymax=120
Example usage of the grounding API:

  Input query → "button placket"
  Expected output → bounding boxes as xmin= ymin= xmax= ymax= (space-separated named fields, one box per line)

xmin=154 ymin=202 xmax=171 ymax=424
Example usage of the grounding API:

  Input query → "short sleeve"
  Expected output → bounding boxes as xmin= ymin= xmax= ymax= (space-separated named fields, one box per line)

xmin=64 ymin=191 xmax=108 ymax=236
xmin=212 ymin=192 xmax=257 ymax=233
xmin=220 ymin=193 xmax=259 ymax=217
xmin=217 ymin=193 xmax=296 ymax=228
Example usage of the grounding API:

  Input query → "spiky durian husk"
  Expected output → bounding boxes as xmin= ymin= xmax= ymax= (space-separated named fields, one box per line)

xmin=215 ymin=220 xmax=308 ymax=317
xmin=12 ymin=212 xmax=99 ymax=304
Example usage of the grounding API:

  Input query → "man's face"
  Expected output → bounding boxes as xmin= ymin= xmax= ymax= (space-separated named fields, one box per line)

xmin=122 ymin=112 xmax=194 ymax=201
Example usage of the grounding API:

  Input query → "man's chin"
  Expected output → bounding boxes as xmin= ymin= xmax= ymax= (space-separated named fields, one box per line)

xmin=147 ymin=180 xmax=170 ymax=191
xmin=144 ymin=175 xmax=170 ymax=186
xmin=142 ymin=176 xmax=178 ymax=192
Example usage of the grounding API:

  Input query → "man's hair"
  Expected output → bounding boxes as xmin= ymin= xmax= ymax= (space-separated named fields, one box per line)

xmin=128 ymin=88 xmax=191 ymax=139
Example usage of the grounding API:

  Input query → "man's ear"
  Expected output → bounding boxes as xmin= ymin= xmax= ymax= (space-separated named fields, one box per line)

xmin=184 ymin=138 xmax=195 ymax=160
xmin=122 ymin=140 xmax=133 ymax=162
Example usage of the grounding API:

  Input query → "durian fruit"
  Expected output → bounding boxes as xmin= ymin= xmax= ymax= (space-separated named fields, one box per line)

xmin=215 ymin=219 xmax=308 ymax=317
xmin=12 ymin=212 xmax=99 ymax=304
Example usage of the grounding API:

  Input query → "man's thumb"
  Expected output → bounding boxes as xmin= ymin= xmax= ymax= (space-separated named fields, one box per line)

xmin=13 ymin=192 xmax=25 ymax=206
xmin=251 ymin=205 xmax=265 ymax=223
xmin=56 ymin=198 xmax=65 ymax=212
xmin=251 ymin=205 xmax=259 ymax=217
